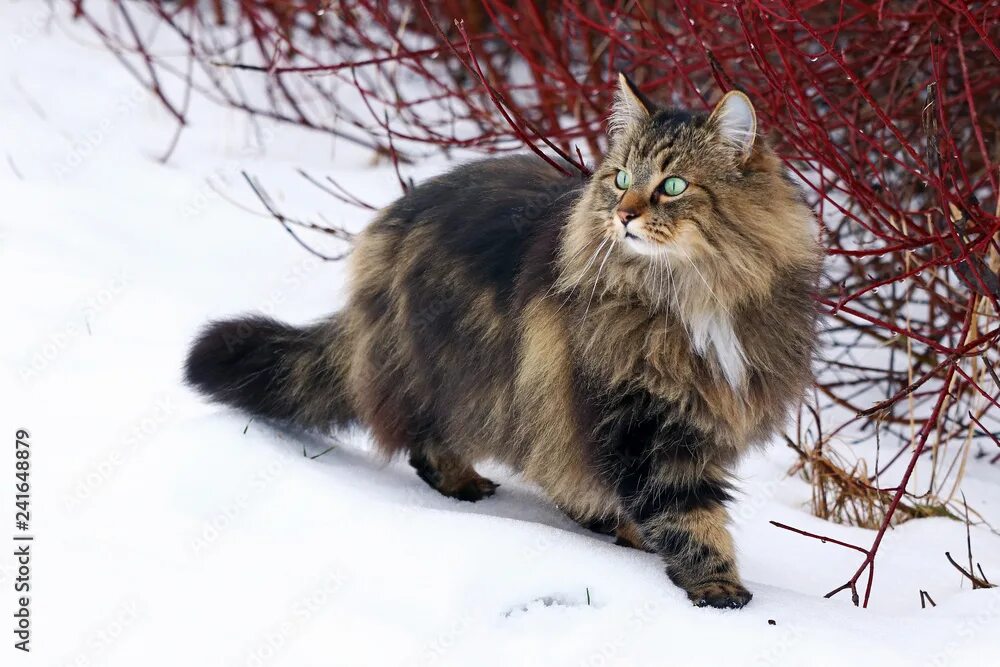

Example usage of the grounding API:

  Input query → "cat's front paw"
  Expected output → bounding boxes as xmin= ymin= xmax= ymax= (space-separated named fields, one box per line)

xmin=687 ymin=581 xmax=752 ymax=609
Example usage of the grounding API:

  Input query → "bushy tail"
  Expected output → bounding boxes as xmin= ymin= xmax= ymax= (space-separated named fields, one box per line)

xmin=184 ymin=315 xmax=355 ymax=431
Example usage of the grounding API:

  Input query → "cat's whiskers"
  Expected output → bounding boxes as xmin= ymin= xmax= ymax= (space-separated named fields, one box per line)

xmin=634 ymin=243 xmax=671 ymax=313
xmin=658 ymin=253 xmax=671 ymax=312
xmin=562 ymin=231 xmax=604 ymax=268
xmin=675 ymin=245 xmax=749 ymax=388
xmin=647 ymin=249 xmax=661 ymax=308
xmin=667 ymin=258 xmax=681 ymax=325
xmin=574 ymin=234 xmax=610 ymax=289
xmin=549 ymin=231 xmax=604 ymax=293
xmin=640 ymin=246 xmax=657 ymax=298
xmin=553 ymin=234 xmax=610 ymax=309
xmin=677 ymin=245 xmax=732 ymax=320
xmin=583 ymin=238 xmax=617 ymax=323
xmin=655 ymin=252 xmax=666 ymax=311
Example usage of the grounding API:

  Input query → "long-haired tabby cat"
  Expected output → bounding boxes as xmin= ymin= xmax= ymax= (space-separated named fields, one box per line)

xmin=186 ymin=75 xmax=821 ymax=609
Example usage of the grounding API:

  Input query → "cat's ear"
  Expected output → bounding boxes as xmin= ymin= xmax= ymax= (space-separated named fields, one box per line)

xmin=608 ymin=73 xmax=653 ymax=136
xmin=709 ymin=91 xmax=757 ymax=161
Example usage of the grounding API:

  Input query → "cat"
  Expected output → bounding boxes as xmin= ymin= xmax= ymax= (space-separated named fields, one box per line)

xmin=185 ymin=74 xmax=821 ymax=609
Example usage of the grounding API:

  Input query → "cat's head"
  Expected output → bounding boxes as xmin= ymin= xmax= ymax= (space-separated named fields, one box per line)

xmin=560 ymin=74 xmax=818 ymax=308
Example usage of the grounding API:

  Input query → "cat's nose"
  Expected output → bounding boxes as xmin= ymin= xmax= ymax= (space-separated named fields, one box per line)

xmin=617 ymin=209 xmax=639 ymax=226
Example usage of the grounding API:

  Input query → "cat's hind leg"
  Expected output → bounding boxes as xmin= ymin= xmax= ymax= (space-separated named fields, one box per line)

xmin=565 ymin=510 xmax=655 ymax=553
xmin=614 ymin=519 xmax=655 ymax=552
xmin=409 ymin=446 xmax=498 ymax=502
xmin=566 ymin=511 xmax=616 ymax=536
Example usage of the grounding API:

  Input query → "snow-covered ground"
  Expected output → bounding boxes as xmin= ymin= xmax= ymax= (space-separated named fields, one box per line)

xmin=2 ymin=3 xmax=999 ymax=665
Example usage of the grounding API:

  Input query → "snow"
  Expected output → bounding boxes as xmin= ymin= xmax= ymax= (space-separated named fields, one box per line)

xmin=2 ymin=3 xmax=999 ymax=665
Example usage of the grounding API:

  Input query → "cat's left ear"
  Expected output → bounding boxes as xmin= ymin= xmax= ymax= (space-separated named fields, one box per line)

xmin=608 ymin=73 xmax=654 ymax=136
xmin=709 ymin=91 xmax=757 ymax=162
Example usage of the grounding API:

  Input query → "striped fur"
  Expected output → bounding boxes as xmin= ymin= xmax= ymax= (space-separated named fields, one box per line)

xmin=185 ymin=85 xmax=822 ymax=609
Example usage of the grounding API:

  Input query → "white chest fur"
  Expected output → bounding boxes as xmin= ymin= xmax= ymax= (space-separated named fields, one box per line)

xmin=686 ymin=308 xmax=746 ymax=389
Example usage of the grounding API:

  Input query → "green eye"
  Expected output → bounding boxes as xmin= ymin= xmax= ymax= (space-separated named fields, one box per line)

xmin=614 ymin=169 xmax=631 ymax=190
xmin=662 ymin=176 xmax=688 ymax=196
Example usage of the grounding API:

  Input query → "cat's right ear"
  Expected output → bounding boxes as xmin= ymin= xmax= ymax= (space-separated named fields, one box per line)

xmin=708 ymin=91 xmax=757 ymax=162
xmin=608 ymin=73 xmax=653 ymax=136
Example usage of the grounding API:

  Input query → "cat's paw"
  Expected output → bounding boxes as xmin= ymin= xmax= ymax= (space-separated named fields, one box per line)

xmin=450 ymin=477 xmax=498 ymax=502
xmin=687 ymin=581 xmax=752 ymax=609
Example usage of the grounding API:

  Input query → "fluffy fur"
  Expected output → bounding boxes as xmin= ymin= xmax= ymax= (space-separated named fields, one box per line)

xmin=185 ymin=77 xmax=822 ymax=609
